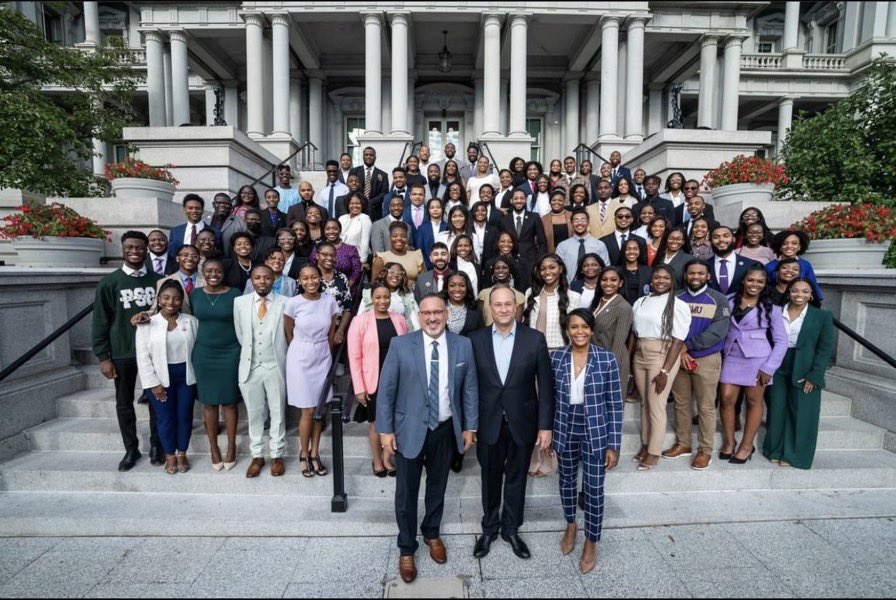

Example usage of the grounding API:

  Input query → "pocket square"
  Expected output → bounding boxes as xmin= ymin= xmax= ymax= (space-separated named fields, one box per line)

xmin=456 ymin=362 xmax=466 ymax=367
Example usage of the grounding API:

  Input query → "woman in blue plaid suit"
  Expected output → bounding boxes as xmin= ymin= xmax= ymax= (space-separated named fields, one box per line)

xmin=551 ymin=308 xmax=623 ymax=574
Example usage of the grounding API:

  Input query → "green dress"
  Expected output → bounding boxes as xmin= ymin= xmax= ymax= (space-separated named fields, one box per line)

xmin=190 ymin=287 xmax=241 ymax=406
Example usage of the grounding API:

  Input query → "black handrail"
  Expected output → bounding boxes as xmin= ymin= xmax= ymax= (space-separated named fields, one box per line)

xmin=833 ymin=317 xmax=896 ymax=370
xmin=241 ymin=141 xmax=317 ymax=194
xmin=478 ymin=142 xmax=500 ymax=171
xmin=572 ymin=143 xmax=611 ymax=168
xmin=0 ymin=303 xmax=94 ymax=382
xmin=397 ymin=140 xmax=422 ymax=168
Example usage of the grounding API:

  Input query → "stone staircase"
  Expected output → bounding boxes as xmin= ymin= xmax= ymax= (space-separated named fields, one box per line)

xmin=1 ymin=364 xmax=895 ymax=537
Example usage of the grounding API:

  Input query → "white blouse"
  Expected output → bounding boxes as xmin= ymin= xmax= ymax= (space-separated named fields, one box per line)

xmin=338 ymin=213 xmax=372 ymax=262
xmin=570 ymin=364 xmax=586 ymax=405
xmin=467 ymin=173 xmax=500 ymax=201
xmin=783 ymin=303 xmax=808 ymax=348
xmin=165 ymin=323 xmax=189 ymax=364
xmin=455 ymin=256 xmax=479 ymax=295
xmin=631 ymin=293 xmax=692 ymax=341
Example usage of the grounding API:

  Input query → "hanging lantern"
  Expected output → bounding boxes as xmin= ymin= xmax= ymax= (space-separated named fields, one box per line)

xmin=438 ymin=30 xmax=452 ymax=73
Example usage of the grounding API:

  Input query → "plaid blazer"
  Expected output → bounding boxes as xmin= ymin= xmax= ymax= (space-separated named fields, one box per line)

xmin=550 ymin=344 xmax=623 ymax=455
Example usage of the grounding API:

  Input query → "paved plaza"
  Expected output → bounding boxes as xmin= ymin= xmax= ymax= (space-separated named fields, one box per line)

xmin=1 ymin=516 xmax=895 ymax=598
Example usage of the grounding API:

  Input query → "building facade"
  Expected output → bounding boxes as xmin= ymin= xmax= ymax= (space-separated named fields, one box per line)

xmin=14 ymin=1 xmax=896 ymax=173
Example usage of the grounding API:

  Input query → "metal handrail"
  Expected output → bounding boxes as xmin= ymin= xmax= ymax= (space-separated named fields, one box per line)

xmin=833 ymin=317 xmax=896 ymax=370
xmin=0 ymin=303 xmax=94 ymax=382
xmin=478 ymin=142 xmax=500 ymax=171
xmin=397 ymin=140 xmax=422 ymax=168
xmin=572 ymin=143 xmax=611 ymax=168
xmin=241 ymin=141 xmax=318 ymax=194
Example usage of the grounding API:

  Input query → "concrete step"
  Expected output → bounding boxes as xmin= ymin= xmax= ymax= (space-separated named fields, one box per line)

xmin=3 ymin=449 xmax=896 ymax=497
xmin=23 ymin=415 xmax=885 ymax=457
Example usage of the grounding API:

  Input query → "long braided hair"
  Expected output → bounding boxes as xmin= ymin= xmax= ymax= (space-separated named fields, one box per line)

xmin=732 ymin=264 xmax=774 ymax=332
xmin=524 ymin=253 xmax=572 ymax=344
xmin=649 ymin=263 xmax=678 ymax=341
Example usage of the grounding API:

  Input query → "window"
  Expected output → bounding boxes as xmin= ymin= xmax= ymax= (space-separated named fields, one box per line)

xmin=757 ymin=40 xmax=775 ymax=53
xmin=41 ymin=6 xmax=65 ymax=43
xmin=113 ymin=144 xmax=129 ymax=164
xmin=526 ymin=118 xmax=543 ymax=163
xmin=825 ymin=20 xmax=839 ymax=53
xmin=345 ymin=116 xmax=365 ymax=165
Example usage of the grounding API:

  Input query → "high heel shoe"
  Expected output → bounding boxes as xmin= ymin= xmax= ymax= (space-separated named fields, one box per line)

xmin=372 ymin=461 xmax=388 ymax=478
xmin=223 ymin=448 xmax=237 ymax=471
xmin=729 ymin=446 xmax=755 ymax=464
xmin=718 ymin=445 xmax=736 ymax=460
xmin=211 ymin=461 xmax=224 ymax=472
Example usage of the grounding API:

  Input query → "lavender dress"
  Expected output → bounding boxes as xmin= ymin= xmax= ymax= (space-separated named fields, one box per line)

xmin=284 ymin=294 xmax=339 ymax=408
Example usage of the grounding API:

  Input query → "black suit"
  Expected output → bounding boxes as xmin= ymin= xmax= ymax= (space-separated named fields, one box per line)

xmin=259 ymin=209 xmax=288 ymax=237
xmin=469 ymin=325 xmax=554 ymax=537
xmin=477 ymin=225 xmax=502 ymax=266
xmin=632 ymin=196 xmax=675 ymax=223
xmin=707 ymin=254 xmax=759 ymax=296
xmin=350 ymin=165 xmax=390 ymax=221
xmin=674 ymin=204 xmax=717 ymax=228
xmin=286 ymin=201 xmax=329 ymax=228
xmin=144 ymin=253 xmax=178 ymax=277
xmin=500 ymin=211 xmax=547 ymax=290
xmin=599 ymin=231 xmax=646 ymax=266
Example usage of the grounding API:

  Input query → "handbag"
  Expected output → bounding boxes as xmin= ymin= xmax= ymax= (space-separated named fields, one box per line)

xmin=527 ymin=446 xmax=558 ymax=477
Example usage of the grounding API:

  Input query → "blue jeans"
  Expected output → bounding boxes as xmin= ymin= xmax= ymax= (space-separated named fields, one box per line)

xmin=146 ymin=363 xmax=196 ymax=454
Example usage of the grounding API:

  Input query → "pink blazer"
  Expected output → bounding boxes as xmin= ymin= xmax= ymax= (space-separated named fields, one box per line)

xmin=347 ymin=311 xmax=408 ymax=396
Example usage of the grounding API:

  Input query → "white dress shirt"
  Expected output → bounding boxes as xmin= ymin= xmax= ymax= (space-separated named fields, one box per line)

xmin=455 ymin=256 xmax=479 ymax=295
xmin=315 ymin=180 xmax=350 ymax=213
xmin=713 ymin=254 xmax=736 ymax=289
xmin=148 ymin=252 xmax=169 ymax=276
xmin=631 ymin=293 xmax=692 ymax=341
xmin=165 ymin=321 xmax=189 ymax=364
xmin=424 ymin=331 xmax=451 ymax=422
xmin=472 ymin=222 xmax=487 ymax=261
xmin=182 ymin=220 xmax=206 ymax=246
xmin=339 ymin=213 xmax=372 ymax=262
xmin=570 ymin=364 xmax=586 ymax=405
xmin=783 ymin=303 xmax=809 ymax=348
xmin=122 ymin=264 xmax=148 ymax=277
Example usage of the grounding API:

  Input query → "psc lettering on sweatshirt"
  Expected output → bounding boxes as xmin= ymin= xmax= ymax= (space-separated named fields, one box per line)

xmin=120 ymin=287 xmax=156 ymax=309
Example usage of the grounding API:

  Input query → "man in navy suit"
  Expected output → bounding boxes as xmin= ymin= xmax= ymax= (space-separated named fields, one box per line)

xmin=608 ymin=151 xmax=632 ymax=187
xmin=350 ymin=146 xmax=390 ymax=221
xmin=377 ymin=293 xmax=479 ymax=584
xmin=501 ymin=189 xmax=547 ymax=290
xmin=514 ymin=161 xmax=544 ymax=201
xmin=144 ymin=230 xmax=178 ymax=276
xmin=168 ymin=194 xmax=221 ymax=259
xmin=469 ymin=285 xmax=554 ymax=560
xmin=707 ymin=226 xmax=758 ymax=295
xmin=381 ymin=167 xmax=409 ymax=213
xmin=401 ymin=184 xmax=428 ymax=246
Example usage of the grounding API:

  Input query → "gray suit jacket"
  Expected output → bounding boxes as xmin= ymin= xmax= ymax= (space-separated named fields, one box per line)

xmin=370 ymin=216 xmax=396 ymax=254
xmin=413 ymin=269 xmax=448 ymax=303
xmin=233 ymin=293 xmax=288 ymax=384
xmin=376 ymin=330 xmax=479 ymax=459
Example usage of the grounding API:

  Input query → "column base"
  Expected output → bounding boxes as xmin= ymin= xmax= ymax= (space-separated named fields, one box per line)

xmin=592 ymin=138 xmax=641 ymax=160
xmin=355 ymin=133 xmax=414 ymax=170
xmin=476 ymin=135 xmax=534 ymax=171
xmin=256 ymin=134 xmax=300 ymax=165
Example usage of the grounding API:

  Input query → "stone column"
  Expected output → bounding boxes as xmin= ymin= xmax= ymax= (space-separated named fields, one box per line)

xmin=224 ymin=83 xmax=239 ymax=128
xmin=647 ymin=85 xmax=663 ymax=134
xmin=204 ymin=85 xmax=216 ymax=126
xmin=390 ymin=12 xmax=410 ymax=135
xmin=362 ymin=12 xmax=383 ymax=134
xmin=381 ymin=79 xmax=392 ymax=139
xmin=720 ymin=37 xmax=743 ymax=131
xmin=564 ymin=78 xmax=580 ymax=153
xmin=82 ymin=1 xmax=99 ymax=45
xmin=508 ymin=12 xmax=530 ymax=137
xmin=162 ymin=46 xmax=173 ymax=126
xmin=777 ymin=96 xmax=795 ymax=153
xmin=309 ymin=76 xmax=324 ymax=153
xmin=169 ymin=30 xmax=190 ymax=126
xmin=499 ymin=78 xmax=509 ymax=135
xmin=407 ymin=75 xmax=416 ymax=138
xmin=473 ymin=75 xmax=484 ymax=139
xmin=482 ymin=13 xmax=502 ymax=136
xmin=271 ymin=13 xmax=291 ymax=136
xmin=889 ymin=2 xmax=896 ymax=37
xmin=697 ymin=35 xmax=718 ymax=129
xmin=244 ymin=13 xmax=265 ymax=137
xmin=599 ymin=16 xmax=619 ymax=139
xmin=584 ymin=77 xmax=599 ymax=144
xmin=625 ymin=18 xmax=646 ymax=140
xmin=145 ymin=31 xmax=167 ymax=127
xmin=783 ymin=2 xmax=800 ymax=50
xmin=290 ymin=78 xmax=302 ymax=142
xmin=92 ymin=138 xmax=105 ymax=176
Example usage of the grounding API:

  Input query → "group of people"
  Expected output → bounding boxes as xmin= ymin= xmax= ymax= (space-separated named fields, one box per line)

xmin=91 ymin=142 xmax=834 ymax=578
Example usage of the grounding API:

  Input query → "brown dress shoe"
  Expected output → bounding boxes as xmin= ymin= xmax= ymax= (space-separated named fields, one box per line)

xmin=691 ymin=451 xmax=712 ymax=470
xmin=398 ymin=555 xmax=417 ymax=583
xmin=561 ymin=523 xmax=577 ymax=555
xmin=245 ymin=457 xmax=265 ymax=478
xmin=580 ymin=541 xmax=599 ymax=574
xmin=423 ymin=537 xmax=447 ymax=564
xmin=271 ymin=457 xmax=285 ymax=477
xmin=661 ymin=443 xmax=693 ymax=459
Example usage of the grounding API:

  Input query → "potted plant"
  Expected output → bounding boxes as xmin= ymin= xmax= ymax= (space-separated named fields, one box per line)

xmin=791 ymin=202 xmax=895 ymax=269
xmin=702 ymin=155 xmax=790 ymax=225
xmin=104 ymin=158 xmax=179 ymax=202
xmin=1 ymin=202 xmax=108 ymax=267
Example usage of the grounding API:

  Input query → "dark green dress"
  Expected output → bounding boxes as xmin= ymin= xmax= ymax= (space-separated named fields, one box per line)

xmin=190 ymin=287 xmax=241 ymax=406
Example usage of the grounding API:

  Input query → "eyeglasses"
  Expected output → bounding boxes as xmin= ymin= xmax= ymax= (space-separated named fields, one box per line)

xmin=617 ymin=214 xmax=633 ymax=220
xmin=684 ymin=185 xmax=699 ymax=191
xmin=419 ymin=310 xmax=445 ymax=317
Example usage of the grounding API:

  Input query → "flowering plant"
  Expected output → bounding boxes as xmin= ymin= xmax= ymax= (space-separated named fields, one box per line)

xmin=104 ymin=159 xmax=179 ymax=185
xmin=702 ymin=155 xmax=790 ymax=190
xmin=789 ymin=202 xmax=896 ymax=242
xmin=0 ymin=203 xmax=109 ymax=240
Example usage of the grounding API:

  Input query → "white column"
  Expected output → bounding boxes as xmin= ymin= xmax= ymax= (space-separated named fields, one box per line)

xmin=599 ymin=16 xmax=619 ymax=139
xmin=564 ymin=78 xmax=580 ymax=153
xmin=499 ymin=78 xmax=509 ymax=135
xmin=162 ymin=46 xmax=173 ymax=126
xmin=584 ymin=77 xmax=599 ymax=144
xmin=647 ymin=86 xmax=663 ymax=134
xmin=482 ymin=13 xmax=502 ymax=136
xmin=83 ymin=1 xmax=99 ymax=45
xmin=309 ymin=76 xmax=324 ymax=153
xmin=144 ymin=31 xmax=167 ymax=127
xmin=783 ymin=2 xmax=800 ymax=50
xmin=262 ymin=35 xmax=273 ymax=134
xmin=697 ymin=35 xmax=718 ymax=129
xmin=244 ymin=13 xmax=265 ymax=137
xmin=169 ymin=30 xmax=190 ymax=126
xmin=720 ymin=37 xmax=743 ymax=131
xmin=91 ymin=137 xmax=105 ymax=176
xmin=473 ymin=76 xmax=484 ymax=139
xmin=888 ymin=2 xmax=896 ymax=37
xmin=224 ymin=83 xmax=239 ymax=128
xmin=381 ymin=79 xmax=392 ymax=138
xmin=204 ymin=85 xmax=216 ymax=126
xmin=777 ymin=97 xmax=795 ymax=153
xmin=289 ymin=77 xmax=302 ymax=141
xmin=363 ymin=12 xmax=383 ymax=134
xmin=407 ymin=76 xmax=416 ymax=138
xmin=271 ymin=13 xmax=291 ymax=136
xmin=508 ymin=13 xmax=530 ymax=137
xmin=390 ymin=12 xmax=410 ymax=135
xmin=625 ymin=18 xmax=646 ymax=140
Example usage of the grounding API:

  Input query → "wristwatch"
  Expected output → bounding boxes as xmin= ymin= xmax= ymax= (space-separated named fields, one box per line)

xmin=659 ymin=368 xmax=669 ymax=375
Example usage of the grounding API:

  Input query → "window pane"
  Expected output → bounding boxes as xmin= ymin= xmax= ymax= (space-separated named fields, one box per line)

xmin=346 ymin=117 xmax=365 ymax=164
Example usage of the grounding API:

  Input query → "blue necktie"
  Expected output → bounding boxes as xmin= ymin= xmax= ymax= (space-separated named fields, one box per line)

xmin=428 ymin=340 xmax=440 ymax=430
xmin=328 ymin=185 xmax=335 ymax=215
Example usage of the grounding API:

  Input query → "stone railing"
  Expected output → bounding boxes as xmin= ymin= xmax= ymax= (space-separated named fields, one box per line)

xmin=740 ymin=53 xmax=783 ymax=70
xmin=802 ymin=54 xmax=848 ymax=70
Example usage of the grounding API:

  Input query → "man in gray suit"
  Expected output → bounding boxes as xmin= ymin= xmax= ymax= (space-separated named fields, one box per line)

xmin=377 ymin=293 xmax=479 ymax=584
xmin=371 ymin=195 xmax=409 ymax=254
xmin=413 ymin=243 xmax=452 ymax=302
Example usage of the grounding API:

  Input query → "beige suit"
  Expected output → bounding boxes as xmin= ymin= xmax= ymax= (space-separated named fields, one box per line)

xmin=586 ymin=198 xmax=626 ymax=239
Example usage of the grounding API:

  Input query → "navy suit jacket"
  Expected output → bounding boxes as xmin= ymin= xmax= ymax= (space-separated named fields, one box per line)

xmin=376 ymin=330 xmax=479 ymax=459
xmin=707 ymin=254 xmax=759 ymax=296
xmin=415 ymin=220 xmax=449 ymax=269
xmin=168 ymin=223 xmax=222 ymax=259
xmin=610 ymin=166 xmax=632 ymax=187
xmin=350 ymin=165 xmax=390 ymax=220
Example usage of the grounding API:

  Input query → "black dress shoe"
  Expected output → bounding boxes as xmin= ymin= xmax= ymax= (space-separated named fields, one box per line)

xmin=450 ymin=452 xmax=464 ymax=473
xmin=118 ymin=450 xmax=141 ymax=472
xmin=577 ymin=490 xmax=585 ymax=511
xmin=501 ymin=533 xmax=531 ymax=559
xmin=137 ymin=392 xmax=149 ymax=405
xmin=473 ymin=533 xmax=498 ymax=558
xmin=149 ymin=446 xmax=164 ymax=466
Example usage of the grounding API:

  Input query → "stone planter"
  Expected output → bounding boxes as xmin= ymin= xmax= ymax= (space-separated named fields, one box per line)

xmin=709 ymin=182 xmax=775 ymax=227
xmin=11 ymin=236 xmax=104 ymax=267
xmin=110 ymin=178 xmax=176 ymax=202
xmin=802 ymin=238 xmax=892 ymax=270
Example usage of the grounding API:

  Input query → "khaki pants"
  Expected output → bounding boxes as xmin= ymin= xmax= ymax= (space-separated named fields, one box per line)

xmin=633 ymin=339 xmax=681 ymax=457
xmin=670 ymin=353 xmax=722 ymax=453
